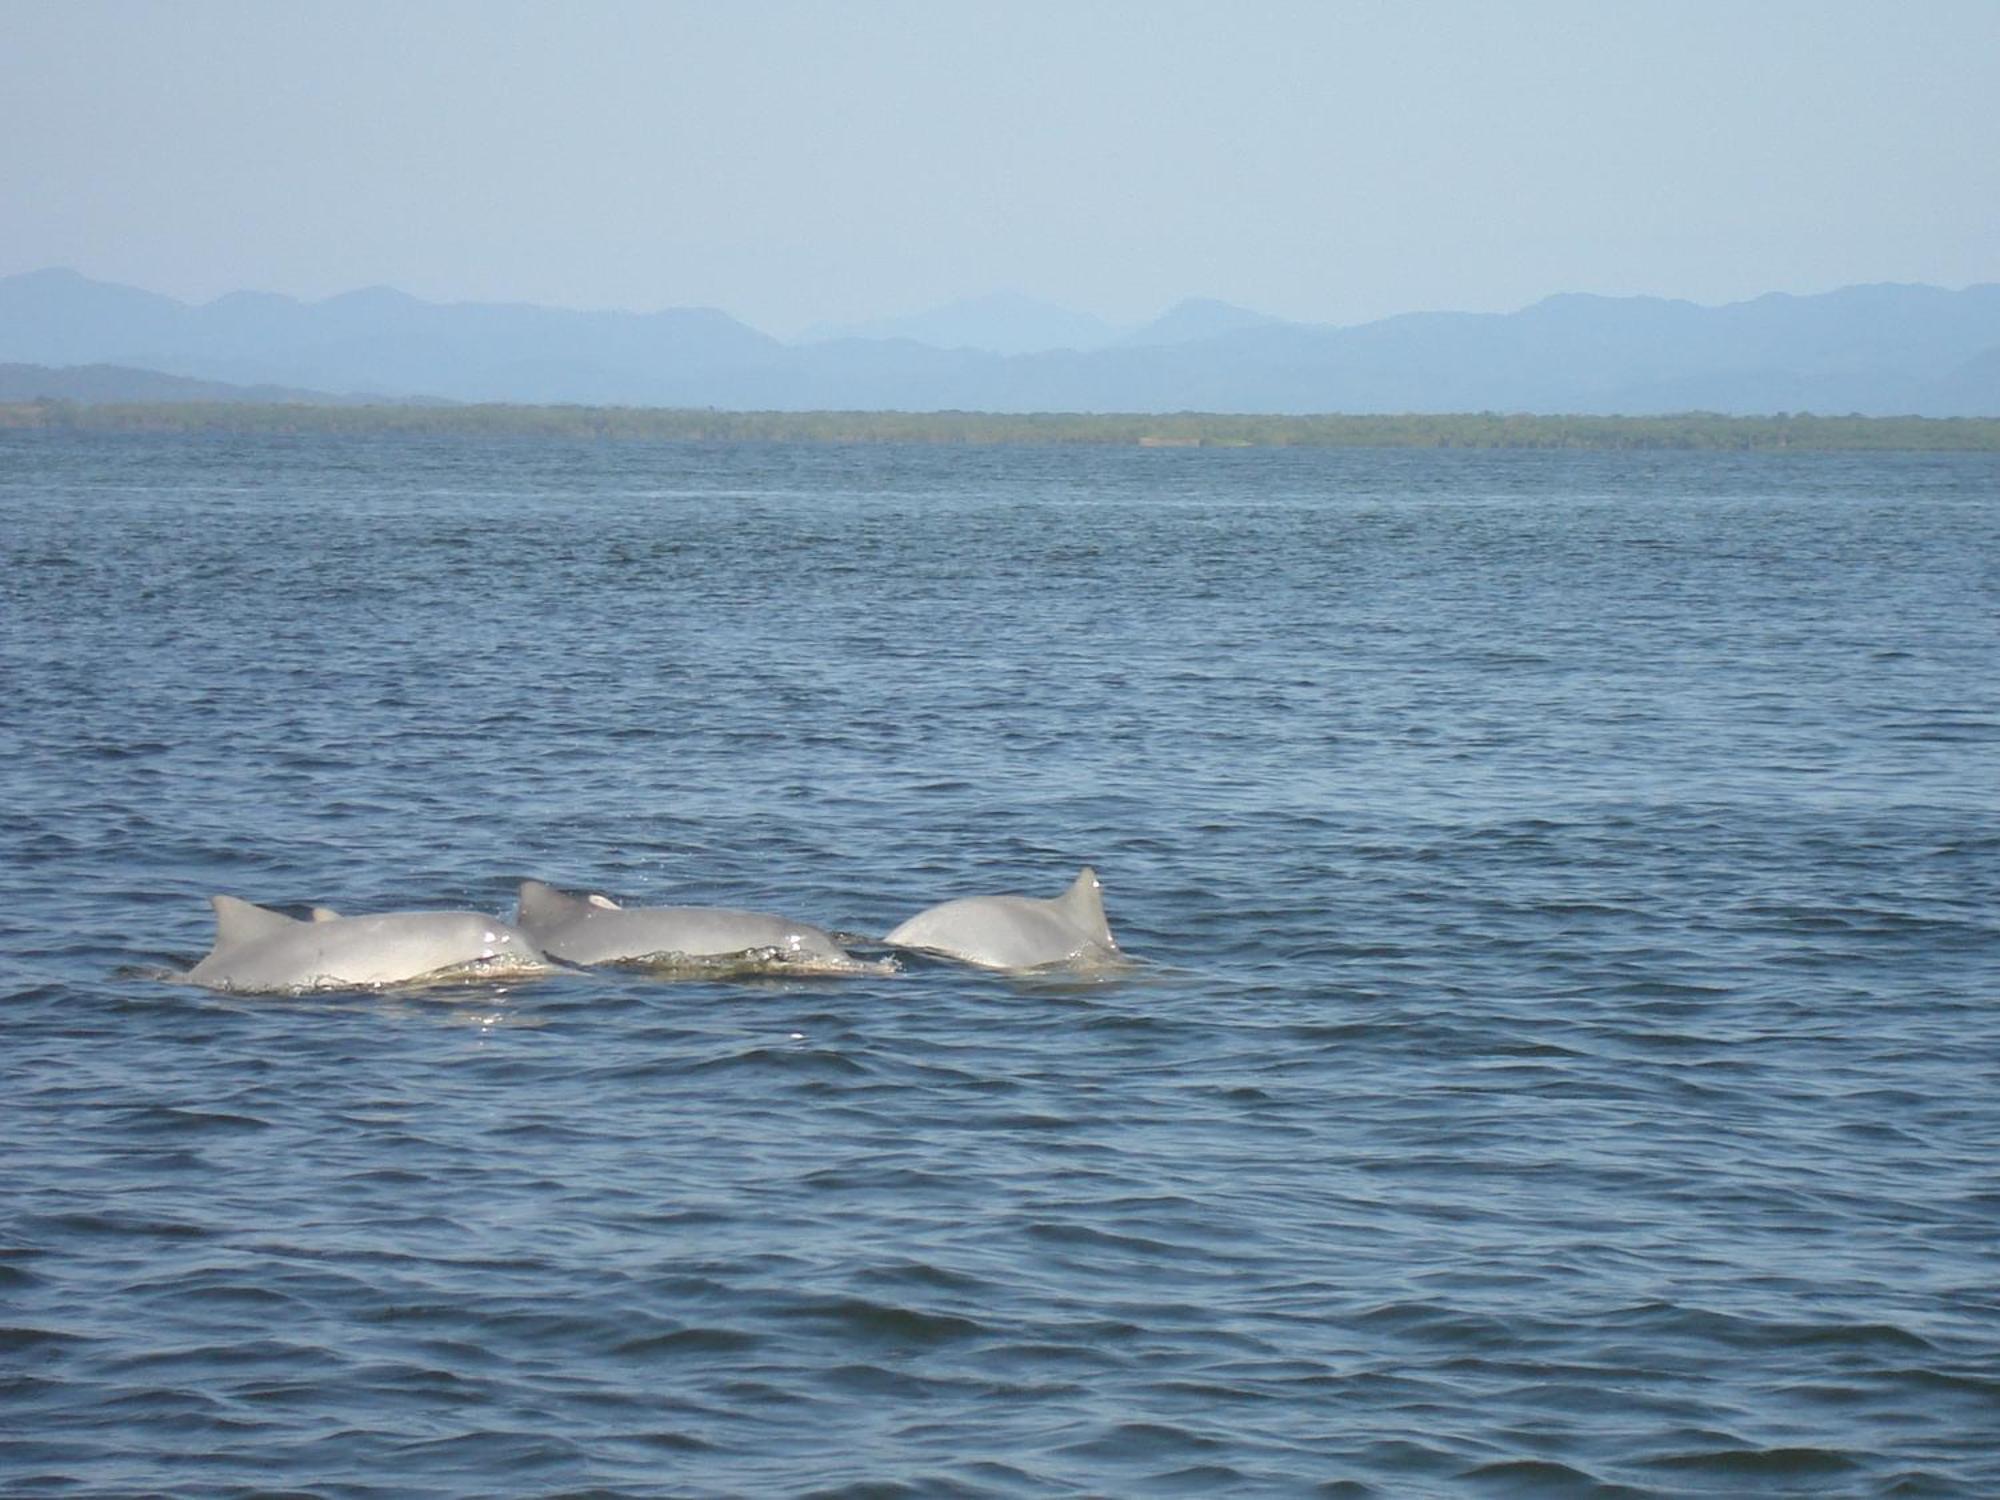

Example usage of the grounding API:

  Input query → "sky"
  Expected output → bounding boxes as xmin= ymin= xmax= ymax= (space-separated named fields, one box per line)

xmin=4 ymin=0 xmax=1997 ymax=337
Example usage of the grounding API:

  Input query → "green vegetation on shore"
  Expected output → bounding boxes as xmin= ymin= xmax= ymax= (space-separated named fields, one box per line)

xmin=4 ymin=399 xmax=1999 ymax=451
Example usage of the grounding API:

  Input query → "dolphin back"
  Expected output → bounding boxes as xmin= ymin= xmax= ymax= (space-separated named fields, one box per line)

xmin=515 ymin=879 xmax=885 ymax=974
xmin=884 ymin=867 xmax=1120 ymax=971
xmin=189 ymin=897 xmax=550 ymax=993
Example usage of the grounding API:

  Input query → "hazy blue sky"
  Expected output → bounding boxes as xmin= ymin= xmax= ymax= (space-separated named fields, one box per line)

xmin=5 ymin=0 xmax=1996 ymax=335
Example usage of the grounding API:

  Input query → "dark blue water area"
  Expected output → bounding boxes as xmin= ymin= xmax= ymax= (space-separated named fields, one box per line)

xmin=2 ymin=431 xmax=1997 ymax=1497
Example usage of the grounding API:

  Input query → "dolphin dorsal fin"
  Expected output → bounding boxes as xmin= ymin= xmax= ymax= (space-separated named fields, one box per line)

xmin=210 ymin=894 xmax=300 ymax=950
xmin=517 ymin=879 xmax=592 ymax=927
xmin=1055 ymin=867 xmax=1114 ymax=946
xmin=310 ymin=906 xmax=342 ymax=923
xmin=587 ymin=893 xmax=621 ymax=910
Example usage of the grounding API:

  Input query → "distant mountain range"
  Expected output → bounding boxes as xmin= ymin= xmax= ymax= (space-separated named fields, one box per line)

xmin=3 ymin=268 xmax=1997 ymax=415
xmin=797 ymin=291 xmax=1275 ymax=354
xmin=800 ymin=291 xmax=1124 ymax=354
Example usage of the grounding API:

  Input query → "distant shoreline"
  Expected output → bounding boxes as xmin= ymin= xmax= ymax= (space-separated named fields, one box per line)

xmin=4 ymin=400 xmax=1999 ymax=451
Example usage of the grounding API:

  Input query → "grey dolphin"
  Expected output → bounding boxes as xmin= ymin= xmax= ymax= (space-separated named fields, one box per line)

xmin=186 ymin=895 xmax=554 ymax=994
xmin=883 ymin=867 xmax=1121 ymax=971
xmin=515 ymin=880 xmax=893 ymax=976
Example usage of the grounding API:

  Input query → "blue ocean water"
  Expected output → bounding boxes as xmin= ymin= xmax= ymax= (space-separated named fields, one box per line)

xmin=1 ymin=431 xmax=1997 ymax=1497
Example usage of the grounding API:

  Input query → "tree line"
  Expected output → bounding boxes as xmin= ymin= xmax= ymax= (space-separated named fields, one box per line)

xmin=4 ymin=398 xmax=1998 ymax=450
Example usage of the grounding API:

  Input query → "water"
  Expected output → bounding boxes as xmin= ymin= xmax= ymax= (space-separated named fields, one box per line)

xmin=2 ymin=432 xmax=1997 ymax=1497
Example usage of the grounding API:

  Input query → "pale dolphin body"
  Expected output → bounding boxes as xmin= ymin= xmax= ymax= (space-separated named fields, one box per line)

xmin=186 ymin=896 xmax=554 ymax=994
xmin=515 ymin=880 xmax=893 ymax=976
xmin=883 ymin=867 xmax=1121 ymax=972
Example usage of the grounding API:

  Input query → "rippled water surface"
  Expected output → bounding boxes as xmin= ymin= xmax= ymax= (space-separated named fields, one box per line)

xmin=3 ymin=433 xmax=1998 ymax=1496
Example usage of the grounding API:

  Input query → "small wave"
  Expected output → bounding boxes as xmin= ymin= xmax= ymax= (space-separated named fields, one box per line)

xmin=1024 ymin=1222 xmax=1181 ymax=1256
xmin=800 ymin=1165 xmax=964 ymax=1193
xmin=613 ymin=1327 xmax=762 ymax=1357
xmin=0 ymin=1325 xmax=95 ymax=1355
xmin=1060 ymin=1421 xmax=1227 ymax=1459
xmin=1460 ymin=1458 xmax=1642 ymax=1496
xmin=1642 ymin=1445 xmax=1863 ymax=1477
xmin=783 ymin=1296 xmax=989 ymax=1348
xmin=853 ymin=1261 xmax=993 ymax=1294
xmin=23 ymin=1211 xmax=213 ymax=1242
xmin=624 ymin=1430 xmax=720 ymax=1454
xmin=101 ymin=1338 xmax=336 ymax=1376
xmin=1881 ymin=717 xmax=2000 ymax=743
xmin=1144 ymin=1377 xmax=1273 ymax=1404
xmin=1887 ymin=1365 xmax=2000 ymax=1398
xmin=821 ymin=1360 xmax=988 ymax=1398
xmin=1144 ymin=1462 xmax=1257 ymax=1491
xmin=1606 ymin=1301 xmax=1939 ymax=1354
xmin=796 ymin=1479 xmax=951 ymax=1500
xmin=109 ymin=1104 xmax=271 ymax=1133
xmin=126 ymin=1279 xmax=302 ymax=1312
xmin=982 ymin=1338 xmax=1132 ymax=1371
xmin=390 ymin=1429 xmax=593 ymax=1468
xmin=690 ymin=1045 xmax=871 ymax=1078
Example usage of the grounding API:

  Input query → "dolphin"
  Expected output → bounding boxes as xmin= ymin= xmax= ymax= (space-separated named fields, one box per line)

xmin=186 ymin=895 xmax=554 ymax=994
xmin=882 ymin=867 xmax=1121 ymax=971
xmin=515 ymin=879 xmax=893 ymax=976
